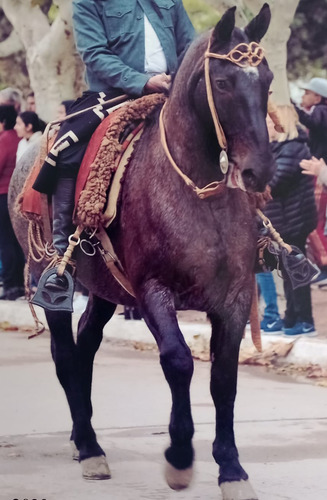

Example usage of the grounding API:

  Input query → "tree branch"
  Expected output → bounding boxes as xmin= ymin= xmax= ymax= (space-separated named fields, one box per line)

xmin=0 ymin=29 xmax=23 ymax=58
xmin=0 ymin=0 xmax=50 ymax=48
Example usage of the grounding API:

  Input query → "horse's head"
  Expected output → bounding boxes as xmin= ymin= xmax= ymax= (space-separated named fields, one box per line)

xmin=182 ymin=3 xmax=274 ymax=192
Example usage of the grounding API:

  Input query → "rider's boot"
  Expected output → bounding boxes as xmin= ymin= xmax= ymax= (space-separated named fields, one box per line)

xmin=43 ymin=175 xmax=76 ymax=293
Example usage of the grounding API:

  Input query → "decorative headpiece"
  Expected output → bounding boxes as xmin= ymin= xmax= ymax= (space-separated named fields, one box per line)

xmin=205 ymin=42 xmax=265 ymax=68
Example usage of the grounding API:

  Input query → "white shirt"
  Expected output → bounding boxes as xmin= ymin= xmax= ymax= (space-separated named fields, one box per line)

xmin=144 ymin=14 xmax=167 ymax=75
xmin=16 ymin=131 xmax=42 ymax=161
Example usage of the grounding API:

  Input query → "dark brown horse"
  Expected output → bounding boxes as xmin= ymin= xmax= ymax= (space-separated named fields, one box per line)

xmin=9 ymin=5 xmax=274 ymax=499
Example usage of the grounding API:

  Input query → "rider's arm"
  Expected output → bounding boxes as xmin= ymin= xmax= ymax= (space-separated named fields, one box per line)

xmin=172 ymin=0 xmax=196 ymax=60
xmin=72 ymin=0 xmax=150 ymax=96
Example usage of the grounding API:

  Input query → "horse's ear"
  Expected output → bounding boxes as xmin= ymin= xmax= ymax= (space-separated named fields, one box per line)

xmin=244 ymin=3 xmax=271 ymax=42
xmin=212 ymin=6 xmax=236 ymax=43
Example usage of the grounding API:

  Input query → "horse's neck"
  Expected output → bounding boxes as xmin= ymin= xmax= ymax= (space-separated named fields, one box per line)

xmin=163 ymin=97 xmax=222 ymax=186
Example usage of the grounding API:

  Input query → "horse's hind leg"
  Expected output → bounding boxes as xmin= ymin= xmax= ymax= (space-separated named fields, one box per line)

xmin=140 ymin=281 xmax=194 ymax=490
xmin=209 ymin=313 xmax=258 ymax=500
xmin=47 ymin=294 xmax=116 ymax=480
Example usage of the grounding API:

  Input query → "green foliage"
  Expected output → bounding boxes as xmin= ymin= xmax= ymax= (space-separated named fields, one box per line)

xmin=48 ymin=4 xmax=59 ymax=22
xmin=288 ymin=0 xmax=327 ymax=79
xmin=184 ymin=0 xmax=220 ymax=33
xmin=31 ymin=0 xmax=56 ymax=21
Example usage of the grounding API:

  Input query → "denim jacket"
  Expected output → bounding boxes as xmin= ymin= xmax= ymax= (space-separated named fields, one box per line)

xmin=72 ymin=0 xmax=195 ymax=96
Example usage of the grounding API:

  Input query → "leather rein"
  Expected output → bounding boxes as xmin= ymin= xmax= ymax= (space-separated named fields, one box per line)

xmin=159 ymin=37 xmax=265 ymax=200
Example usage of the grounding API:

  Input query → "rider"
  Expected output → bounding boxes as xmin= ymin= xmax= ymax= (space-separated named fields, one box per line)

xmin=32 ymin=0 xmax=195 ymax=303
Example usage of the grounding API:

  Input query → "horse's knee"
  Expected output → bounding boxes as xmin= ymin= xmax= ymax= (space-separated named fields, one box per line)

xmin=160 ymin=344 xmax=194 ymax=385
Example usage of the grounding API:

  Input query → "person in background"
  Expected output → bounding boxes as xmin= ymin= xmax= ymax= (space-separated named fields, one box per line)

xmin=294 ymin=78 xmax=327 ymax=285
xmin=0 ymin=105 xmax=25 ymax=300
xmin=15 ymin=111 xmax=44 ymax=161
xmin=300 ymin=156 xmax=327 ymax=288
xmin=264 ymin=107 xmax=317 ymax=336
xmin=256 ymin=272 xmax=283 ymax=334
xmin=0 ymin=87 xmax=23 ymax=113
xmin=56 ymin=99 xmax=75 ymax=121
xmin=26 ymin=92 xmax=36 ymax=112
xmin=294 ymin=77 xmax=327 ymax=163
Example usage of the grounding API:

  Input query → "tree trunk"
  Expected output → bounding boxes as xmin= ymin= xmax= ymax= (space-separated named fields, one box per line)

xmin=0 ymin=0 xmax=85 ymax=121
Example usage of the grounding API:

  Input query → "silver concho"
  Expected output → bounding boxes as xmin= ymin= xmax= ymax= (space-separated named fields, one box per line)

xmin=219 ymin=150 xmax=229 ymax=174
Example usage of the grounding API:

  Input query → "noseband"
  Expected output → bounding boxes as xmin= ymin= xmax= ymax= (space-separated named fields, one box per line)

xmin=159 ymin=36 xmax=265 ymax=199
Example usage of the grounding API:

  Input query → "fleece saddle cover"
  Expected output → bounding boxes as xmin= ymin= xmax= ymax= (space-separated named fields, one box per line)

xmin=18 ymin=94 xmax=166 ymax=235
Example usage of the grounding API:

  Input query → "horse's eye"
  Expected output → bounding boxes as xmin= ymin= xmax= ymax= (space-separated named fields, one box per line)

xmin=216 ymin=80 xmax=227 ymax=91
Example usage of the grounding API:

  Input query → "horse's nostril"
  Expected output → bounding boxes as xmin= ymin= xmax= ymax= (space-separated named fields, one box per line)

xmin=242 ymin=169 xmax=257 ymax=187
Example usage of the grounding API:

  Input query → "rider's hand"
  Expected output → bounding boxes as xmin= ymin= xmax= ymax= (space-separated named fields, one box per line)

xmin=144 ymin=73 xmax=171 ymax=95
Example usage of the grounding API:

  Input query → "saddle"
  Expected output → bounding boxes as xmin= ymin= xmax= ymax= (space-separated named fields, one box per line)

xmin=18 ymin=94 xmax=166 ymax=302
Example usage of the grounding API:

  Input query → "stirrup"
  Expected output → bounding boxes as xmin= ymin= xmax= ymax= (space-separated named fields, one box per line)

xmin=31 ymin=268 xmax=75 ymax=312
xmin=279 ymin=245 xmax=320 ymax=290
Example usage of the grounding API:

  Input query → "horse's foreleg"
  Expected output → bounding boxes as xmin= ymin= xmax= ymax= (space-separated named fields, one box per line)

xmin=47 ymin=303 xmax=113 ymax=480
xmin=72 ymin=294 xmax=116 ymax=457
xmin=209 ymin=313 xmax=258 ymax=500
xmin=73 ymin=294 xmax=116 ymax=431
xmin=140 ymin=281 xmax=194 ymax=490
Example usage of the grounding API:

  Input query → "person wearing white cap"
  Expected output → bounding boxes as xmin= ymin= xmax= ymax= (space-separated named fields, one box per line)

xmin=294 ymin=77 xmax=327 ymax=163
xmin=295 ymin=77 xmax=327 ymax=288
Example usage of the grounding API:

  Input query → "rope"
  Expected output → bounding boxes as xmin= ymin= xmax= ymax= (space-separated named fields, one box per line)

xmin=159 ymin=102 xmax=226 ymax=199
xmin=204 ymin=38 xmax=228 ymax=153
xmin=56 ymin=225 xmax=83 ymax=276
xmin=256 ymin=209 xmax=292 ymax=253
xmin=48 ymin=94 xmax=129 ymax=128
xmin=24 ymin=226 xmax=46 ymax=338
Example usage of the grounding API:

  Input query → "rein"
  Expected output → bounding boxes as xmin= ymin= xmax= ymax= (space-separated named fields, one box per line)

xmin=159 ymin=36 xmax=265 ymax=200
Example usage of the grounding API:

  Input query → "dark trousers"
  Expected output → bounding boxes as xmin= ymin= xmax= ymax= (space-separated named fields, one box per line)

xmin=0 ymin=193 xmax=25 ymax=291
xmin=33 ymin=89 xmax=125 ymax=195
xmin=283 ymin=234 xmax=314 ymax=327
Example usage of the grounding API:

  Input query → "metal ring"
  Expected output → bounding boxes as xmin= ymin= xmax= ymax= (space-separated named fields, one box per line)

xmin=45 ymin=242 xmax=57 ymax=257
xmin=68 ymin=234 xmax=81 ymax=245
xmin=80 ymin=239 xmax=96 ymax=257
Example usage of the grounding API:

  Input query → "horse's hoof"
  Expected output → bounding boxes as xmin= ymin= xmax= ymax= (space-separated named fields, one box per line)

xmin=70 ymin=440 xmax=79 ymax=461
xmin=220 ymin=479 xmax=258 ymax=500
xmin=81 ymin=455 xmax=111 ymax=480
xmin=164 ymin=462 xmax=193 ymax=490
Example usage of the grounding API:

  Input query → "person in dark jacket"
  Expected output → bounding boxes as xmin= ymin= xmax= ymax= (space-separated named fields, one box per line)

xmin=264 ymin=106 xmax=317 ymax=336
xmin=294 ymin=77 xmax=327 ymax=163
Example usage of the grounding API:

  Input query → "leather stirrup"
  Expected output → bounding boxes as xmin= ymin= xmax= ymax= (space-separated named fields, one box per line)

xmin=31 ymin=268 xmax=75 ymax=312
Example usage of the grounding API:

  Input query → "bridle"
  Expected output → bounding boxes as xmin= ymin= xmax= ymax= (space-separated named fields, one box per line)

xmin=159 ymin=36 xmax=265 ymax=199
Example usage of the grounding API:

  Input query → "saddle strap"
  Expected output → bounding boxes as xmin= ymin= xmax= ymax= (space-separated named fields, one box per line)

xmin=96 ymin=226 xmax=135 ymax=297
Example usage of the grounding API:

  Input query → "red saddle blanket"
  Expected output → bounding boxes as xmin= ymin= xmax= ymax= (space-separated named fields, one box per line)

xmin=20 ymin=109 xmax=123 ymax=218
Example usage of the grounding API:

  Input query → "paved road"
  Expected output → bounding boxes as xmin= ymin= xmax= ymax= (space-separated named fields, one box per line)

xmin=0 ymin=328 xmax=327 ymax=500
